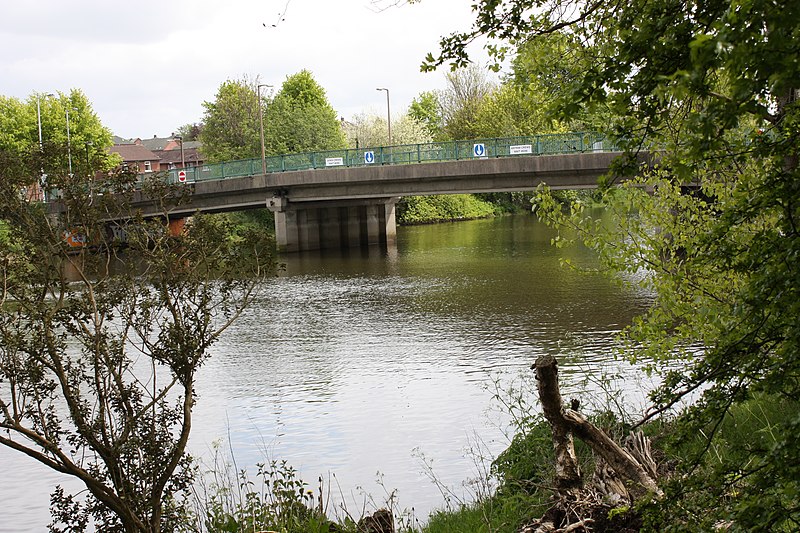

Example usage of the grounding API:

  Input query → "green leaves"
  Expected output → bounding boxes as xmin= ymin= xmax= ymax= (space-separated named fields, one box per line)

xmin=0 ymin=146 xmax=276 ymax=531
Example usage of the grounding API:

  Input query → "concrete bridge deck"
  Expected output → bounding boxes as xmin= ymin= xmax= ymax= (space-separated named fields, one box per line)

xmin=56 ymin=133 xmax=650 ymax=252
xmin=130 ymin=150 xmax=645 ymax=252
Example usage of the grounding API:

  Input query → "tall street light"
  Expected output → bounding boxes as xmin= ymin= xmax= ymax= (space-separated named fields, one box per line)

xmin=85 ymin=141 xmax=94 ymax=202
xmin=376 ymin=87 xmax=391 ymax=145
xmin=66 ymin=107 xmax=77 ymax=178
xmin=257 ymin=83 xmax=273 ymax=175
xmin=172 ymin=135 xmax=185 ymax=168
xmin=36 ymin=92 xmax=54 ymax=199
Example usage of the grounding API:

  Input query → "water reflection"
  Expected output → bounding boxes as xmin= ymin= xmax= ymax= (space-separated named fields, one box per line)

xmin=3 ymin=214 xmax=654 ymax=531
xmin=191 ymin=214 xmax=653 ymax=521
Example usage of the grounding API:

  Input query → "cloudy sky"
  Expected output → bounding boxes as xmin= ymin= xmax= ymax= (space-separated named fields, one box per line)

xmin=1 ymin=0 xmax=490 ymax=139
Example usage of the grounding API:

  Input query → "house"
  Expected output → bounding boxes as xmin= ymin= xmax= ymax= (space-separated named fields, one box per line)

xmin=112 ymin=135 xmax=205 ymax=172
xmin=109 ymin=143 xmax=161 ymax=173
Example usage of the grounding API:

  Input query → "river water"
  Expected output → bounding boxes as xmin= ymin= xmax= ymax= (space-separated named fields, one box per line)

xmin=1 ymin=213 xmax=655 ymax=531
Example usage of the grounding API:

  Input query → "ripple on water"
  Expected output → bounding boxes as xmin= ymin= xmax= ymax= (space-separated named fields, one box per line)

xmin=3 ymin=215 xmax=656 ymax=530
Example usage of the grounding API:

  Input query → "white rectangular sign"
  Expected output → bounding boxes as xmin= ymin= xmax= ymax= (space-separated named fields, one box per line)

xmin=325 ymin=157 xmax=344 ymax=166
xmin=510 ymin=144 xmax=533 ymax=155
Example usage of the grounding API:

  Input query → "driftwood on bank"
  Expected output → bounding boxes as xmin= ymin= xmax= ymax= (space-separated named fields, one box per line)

xmin=522 ymin=355 xmax=662 ymax=533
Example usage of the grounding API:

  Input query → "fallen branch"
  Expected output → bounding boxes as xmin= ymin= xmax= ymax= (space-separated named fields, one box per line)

xmin=534 ymin=355 xmax=662 ymax=498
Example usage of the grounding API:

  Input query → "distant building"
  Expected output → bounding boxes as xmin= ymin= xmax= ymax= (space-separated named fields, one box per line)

xmin=109 ymin=144 xmax=161 ymax=173
xmin=109 ymin=135 xmax=205 ymax=172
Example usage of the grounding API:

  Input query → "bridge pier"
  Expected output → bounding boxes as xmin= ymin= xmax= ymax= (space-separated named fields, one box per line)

xmin=267 ymin=196 xmax=398 ymax=253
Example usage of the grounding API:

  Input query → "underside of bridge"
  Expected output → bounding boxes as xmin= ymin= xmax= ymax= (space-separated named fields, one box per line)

xmin=266 ymin=196 xmax=398 ymax=253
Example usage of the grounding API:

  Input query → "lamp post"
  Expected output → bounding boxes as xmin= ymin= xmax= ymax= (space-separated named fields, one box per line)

xmin=85 ymin=141 xmax=93 ymax=201
xmin=376 ymin=87 xmax=391 ymax=145
xmin=173 ymin=135 xmax=185 ymax=168
xmin=66 ymin=107 xmax=76 ymax=178
xmin=36 ymin=92 xmax=54 ymax=198
xmin=85 ymin=141 xmax=93 ymax=172
xmin=257 ymin=83 xmax=273 ymax=175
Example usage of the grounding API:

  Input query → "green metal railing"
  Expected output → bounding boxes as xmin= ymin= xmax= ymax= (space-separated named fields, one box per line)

xmin=161 ymin=132 xmax=617 ymax=184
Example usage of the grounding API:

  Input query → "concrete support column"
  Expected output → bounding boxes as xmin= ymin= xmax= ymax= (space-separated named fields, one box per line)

xmin=347 ymin=206 xmax=362 ymax=248
xmin=384 ymin=200 xmax=397 ymax=244
xmin=272 ymin=210 xmax=300 ymax=252
xmin=298 ymin=208 xmax=320 ymax=251
xmin=319 ymin=207 xmax=342 ymax=249
xmin=268 ymin=195 xmax=399 ymax=253
xmin=365 ymin=204 xmax=381 ymax=245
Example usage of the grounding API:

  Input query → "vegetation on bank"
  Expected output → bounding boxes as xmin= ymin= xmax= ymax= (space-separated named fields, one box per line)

xmin=396 ymin=194 xmax=499 ymax=225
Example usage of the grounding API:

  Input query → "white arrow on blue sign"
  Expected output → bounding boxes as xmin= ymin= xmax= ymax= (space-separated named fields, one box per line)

xmin=364 ymin=151 xmax=375 ymax=164
xmin=473 ymin=143 xmax=486 ymax=157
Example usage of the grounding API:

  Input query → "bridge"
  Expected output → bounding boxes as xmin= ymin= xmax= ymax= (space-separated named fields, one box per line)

xmin=128 ymin=133 xmax=646 ymax=252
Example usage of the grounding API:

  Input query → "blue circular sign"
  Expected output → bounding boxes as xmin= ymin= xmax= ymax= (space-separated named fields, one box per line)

xmin=364 ymin=151 xmax=375 ymax=164
xmin=473 ymin=143 xmax=486 ymax=157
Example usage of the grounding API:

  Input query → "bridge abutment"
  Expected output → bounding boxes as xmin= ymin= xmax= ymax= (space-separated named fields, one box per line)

xmin=268 ymin=197 xmax=398 ymax=253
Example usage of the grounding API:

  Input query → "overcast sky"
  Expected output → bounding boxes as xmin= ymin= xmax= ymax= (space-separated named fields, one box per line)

xmin=0 ymin=0 xmax=491 ymax=139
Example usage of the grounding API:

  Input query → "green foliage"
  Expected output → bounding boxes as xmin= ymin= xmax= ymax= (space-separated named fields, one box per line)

xmin=197 ymin=454 xmax=337 ymax=533
xmin=471 ymin=84 xmax=555 ymax=138
xmin=0 ymin=89 xmax=116 ymax=180
xmin=422 ymin=495 xmax=537 ymax=533
xmin=397 ymin=194 xmax=499 ymax=225
xmin=200 ymin=71 xmax=345 ymax=162
xmin=461 ymin=0 xmax=800 ymax=527
xmin=492 ymin=418 xmax=557 ymax=497
xmin=474 ymin=192 xmax=536 ymax=213
xmin=438 ymin=64 xmax=496 ymax=140
xmin=199 ymin=77 xmax=261 ymax=162
xmin=228 ymin=209 xmax=275 ymax=233
xmin=0 ymin=149 xmax=275 ymax=532
xmin=642 ymin=395 xmax=800 ymax=532
xmin=507 ymin=32 xmax=609 ymax=132
xmin=175 ymin=122 xmax=203 ymax=141
xmin=408 ymin=91 xmax=445 ymax=141
xmin=265 ymin=70 xmax=346 ymax=154
xmin=277 ymin=70 xmax=330 ymax=108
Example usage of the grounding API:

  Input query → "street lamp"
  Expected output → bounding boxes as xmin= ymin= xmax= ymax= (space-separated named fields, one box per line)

xmin=376 ymin=87 xmax=391 ymax=145
xmin=66 ymin=107 xmax=77 ymax=178
xmin=36 ymin=92 xmax=54 ymax=151
xmin=172 ymin=135 xmax=185 ymax=168
xmin=85 ymin=141 xmax=94 ymax=202
xmin=257 ymin=83 xmax=273 ymax=175
xmin=36 ymin=92 xmax=54 ymax=199
xmin=85 ymin=141 xmax=93 ymax=172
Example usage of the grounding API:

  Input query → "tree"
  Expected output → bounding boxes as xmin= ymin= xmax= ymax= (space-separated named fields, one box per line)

xmin=0 ymin=89 xmax=117 ymax=182
xmin=0 ymin=137 xmax=275 ymax=530
xmin=429 ymin=0 xmax=800 ymax=529
xmin=263 ymin=70 xmax=346 ymax=154
xmin=200 ymin=72 xmax=345 ymax=162
xmin=408 ymin=91 xmax=445 ymax=141
xmin=199 ymin=76 xmax=261 ymax=162
xmin=343 ymin=110 xmax=432 ymax=148
xmin=174 ymin=122 xmax=203 ymax=142
xmin=438 ymin=64 xmax=496 ymax=140
xmin=471 ymin=83 xmax=567 ymax=138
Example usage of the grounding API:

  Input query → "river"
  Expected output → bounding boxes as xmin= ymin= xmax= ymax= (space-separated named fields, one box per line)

xmin=1 ymin=213 xmax=655 ymax=531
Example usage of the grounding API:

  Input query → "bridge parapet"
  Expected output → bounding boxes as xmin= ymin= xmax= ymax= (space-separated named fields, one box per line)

xmin=160 ymin=132 xmax=618 ymax=184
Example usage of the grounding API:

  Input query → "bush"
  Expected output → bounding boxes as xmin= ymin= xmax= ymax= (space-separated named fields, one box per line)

xmin=397 ymin=194 xmax=499 ymax=224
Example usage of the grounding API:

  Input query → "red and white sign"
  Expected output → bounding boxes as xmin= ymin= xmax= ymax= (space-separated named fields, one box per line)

xmin=178 ymin=170 xmax=187 ymax=182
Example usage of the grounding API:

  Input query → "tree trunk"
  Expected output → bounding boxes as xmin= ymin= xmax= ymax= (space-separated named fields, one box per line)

xmin=534 ymin=355 xmax=661 ymax=497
